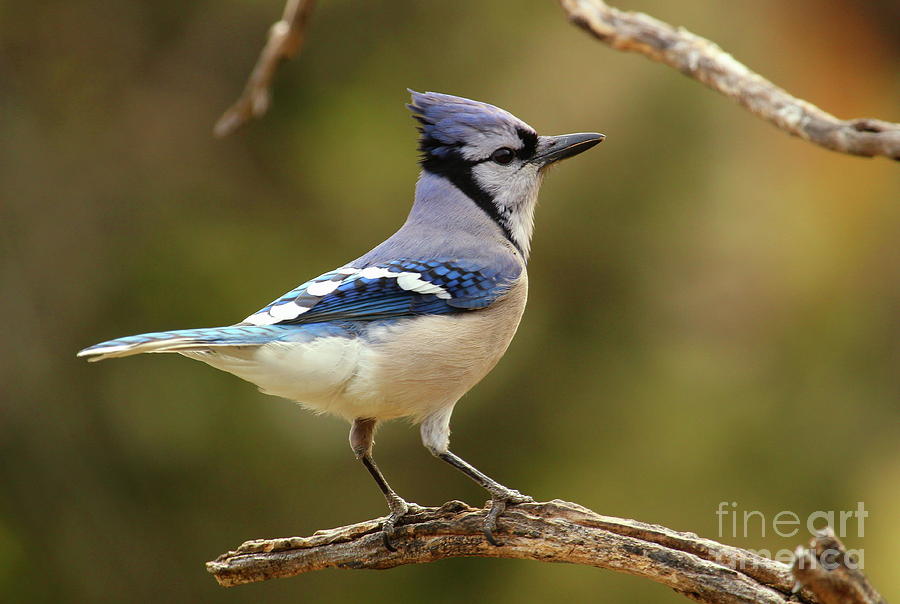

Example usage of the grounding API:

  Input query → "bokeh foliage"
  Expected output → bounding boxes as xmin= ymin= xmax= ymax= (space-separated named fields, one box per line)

xmin=1 ymin=0 xmax=897 ymax=602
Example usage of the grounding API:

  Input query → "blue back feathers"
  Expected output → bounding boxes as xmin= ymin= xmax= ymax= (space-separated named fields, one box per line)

xmin=78 ymin=257 xmax=521 ymax=358
xmin=244 ymin=258 xmax=521 ymax=327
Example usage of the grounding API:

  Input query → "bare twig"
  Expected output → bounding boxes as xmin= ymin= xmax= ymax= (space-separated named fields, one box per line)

xmin=558 ymin=0 xmax=900 ymax=160
xmin=208 ymin=499 xmax=815 ymax=603
xmin=215 ymin=0 xmax=900 ymax=159
xmin=213 ymin=0 xmax=315 ymax=137
xmin=792 ymin=528 xmax=887 ymax=604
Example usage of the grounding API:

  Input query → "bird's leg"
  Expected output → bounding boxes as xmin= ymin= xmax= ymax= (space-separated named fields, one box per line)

xmin=420 ymin=409 xmax=531 ymax=545
xmin=350 ymin=417 xmax=419 ymax=551
xmin=437 ymin=450 xmax=533 ymax=546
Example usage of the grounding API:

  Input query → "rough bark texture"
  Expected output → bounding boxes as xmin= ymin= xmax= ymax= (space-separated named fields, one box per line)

xmin=558 ymin=0 xmax=900 ymax=160
xmin=213 ymin=0 xmax=315 ymax=137
xmin=208 ymin=499 xmax=820 ymax=603
xmin=792 ymin=528 xmax=888 ymax=604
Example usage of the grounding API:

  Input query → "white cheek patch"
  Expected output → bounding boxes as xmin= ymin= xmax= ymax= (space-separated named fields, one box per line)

xmin=471 ymin=162 xmax=542 ymax=256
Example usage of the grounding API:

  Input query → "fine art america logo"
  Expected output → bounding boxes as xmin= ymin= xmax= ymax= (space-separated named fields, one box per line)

xmin=715 ymin=501 xmax=867 ymax=569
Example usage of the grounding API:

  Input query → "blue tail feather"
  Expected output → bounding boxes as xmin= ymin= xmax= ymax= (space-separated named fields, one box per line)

xmin=76 ymin=325 xmax=297 ymax=361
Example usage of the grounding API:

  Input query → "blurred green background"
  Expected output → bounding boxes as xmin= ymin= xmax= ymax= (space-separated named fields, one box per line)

xmin=1 ymin=0 xmax=897 ymax=601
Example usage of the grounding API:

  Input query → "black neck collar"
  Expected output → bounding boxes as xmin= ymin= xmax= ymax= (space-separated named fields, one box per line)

xmin=420 ymin=152 xmax=521 ymax=254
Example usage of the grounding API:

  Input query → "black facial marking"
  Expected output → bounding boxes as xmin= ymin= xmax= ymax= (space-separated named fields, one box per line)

xmin=419 ymin=136 xmax=521 ymax=253
xmin=516 ymin=128 xmax=538 ymax=160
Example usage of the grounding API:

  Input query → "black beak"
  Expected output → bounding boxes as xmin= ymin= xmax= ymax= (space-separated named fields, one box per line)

xmin=533 ymin=132 xmax=605 ymax=165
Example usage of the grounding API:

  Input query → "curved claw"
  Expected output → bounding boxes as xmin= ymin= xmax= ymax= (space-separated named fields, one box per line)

xmin=380 ymin=498 xmax=424 ymax=551
xmin=483 ymin=498 xmax=508 ymax=546
xmin=381 ymin=515 xmax=401 ymax=552
xmin=483 ymin=489 xmax=533 ymax=546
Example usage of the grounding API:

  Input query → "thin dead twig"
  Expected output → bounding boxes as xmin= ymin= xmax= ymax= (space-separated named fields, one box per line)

xmin=213 ymin=0 xmax=315 ymax=137
xmin=559 ymin=0 xmax=900 ymax=160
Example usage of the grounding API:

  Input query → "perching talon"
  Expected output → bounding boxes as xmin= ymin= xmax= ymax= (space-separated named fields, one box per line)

xmin=483 ymin=489 xmax=534 ymax=546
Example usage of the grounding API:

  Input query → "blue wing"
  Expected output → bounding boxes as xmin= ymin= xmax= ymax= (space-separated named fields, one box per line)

xmin=242 ymin=258 xmax=521 ymax=326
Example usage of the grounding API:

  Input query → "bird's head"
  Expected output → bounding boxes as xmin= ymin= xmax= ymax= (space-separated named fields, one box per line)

xmin=408 ymin=90 xmax=603 ymax=256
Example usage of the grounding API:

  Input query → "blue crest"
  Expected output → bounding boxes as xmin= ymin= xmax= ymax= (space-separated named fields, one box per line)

xmin=407 ymin=90 xmax=535 ymax=159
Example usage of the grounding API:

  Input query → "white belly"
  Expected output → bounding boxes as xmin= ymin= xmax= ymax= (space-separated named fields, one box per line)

xmin=182 ymin=277 xmax=528 ymax=423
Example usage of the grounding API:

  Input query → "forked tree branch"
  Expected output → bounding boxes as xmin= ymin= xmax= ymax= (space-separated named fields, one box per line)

xmin=558 ymin=0 xmax=900 ymax=160
xmin=209 ymin=499 xmax=847 ymax=603
xmin=213 ymin=0 xmax=315 ymax=137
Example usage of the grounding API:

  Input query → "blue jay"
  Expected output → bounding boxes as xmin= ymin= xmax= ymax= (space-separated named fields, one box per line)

xmin=78 ymin=91 xmax=603 ymax=547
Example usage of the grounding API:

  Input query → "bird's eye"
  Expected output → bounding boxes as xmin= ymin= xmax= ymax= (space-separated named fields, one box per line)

xmin=490 ymin=147 xmax=515 ymax=165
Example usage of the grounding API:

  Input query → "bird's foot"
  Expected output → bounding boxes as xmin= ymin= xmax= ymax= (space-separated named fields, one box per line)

xmin=381 ymin=494 xmax=424 ymax=551
xmin=483 ymin=487 xmax=533 ymax=546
